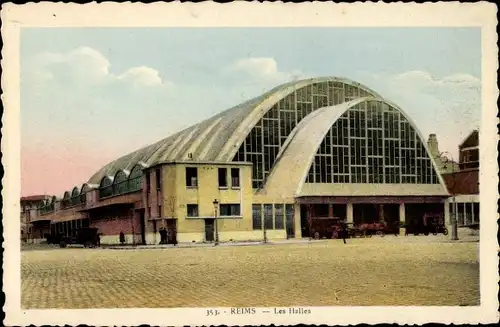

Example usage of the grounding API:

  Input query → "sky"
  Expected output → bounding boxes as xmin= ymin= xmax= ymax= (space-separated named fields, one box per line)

xmin=20 ymin=27 xmax=481 ymax=196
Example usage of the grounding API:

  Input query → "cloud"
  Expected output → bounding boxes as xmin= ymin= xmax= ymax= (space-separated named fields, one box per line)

xmin=117 ymin=66 xmax=172 ymax=88
xmin=21 ymin=47 xmax=178 ymax=195
xmin=25 ymin=46 xmax=173 ymax=90
xmin=224 ymin=57 xmax=307 ymax=84
xmin=355 ymin=70 xmax=481 ymax=158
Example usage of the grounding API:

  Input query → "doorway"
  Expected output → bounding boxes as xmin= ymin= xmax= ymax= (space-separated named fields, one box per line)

xmin=204 ymin=219 xmax=215 ymax=242
xmin=166 ymin=219 xmax=177 ymax=244
xmin=139 ymin=210 xmax=146 ymax=245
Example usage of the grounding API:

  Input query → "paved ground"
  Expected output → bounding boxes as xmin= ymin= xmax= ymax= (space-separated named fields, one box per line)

xmin=21 ymin=236 xmax=479 ymax=308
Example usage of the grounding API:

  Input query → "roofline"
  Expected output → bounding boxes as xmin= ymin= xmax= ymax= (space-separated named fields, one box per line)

xmin=458 ymin=129 xmax=479 ymax=148
xmin=146 ymin=160 xmax=254 ymax=169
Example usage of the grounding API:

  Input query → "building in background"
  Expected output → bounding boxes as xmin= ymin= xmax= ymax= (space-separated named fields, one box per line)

xmin=441 ymin=129 xmax=480 ymax=229
xmin=427 ymin=133 xmax=460 ymax=174
xmin=20 ymin=195 xmax=51 ymax=242
xmin=29 ymin=77 xmax=451 ymax=244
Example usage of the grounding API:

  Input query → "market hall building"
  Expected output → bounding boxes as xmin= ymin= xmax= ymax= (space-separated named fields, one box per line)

xmin=30 ymin=77 xmax=450 ymax=244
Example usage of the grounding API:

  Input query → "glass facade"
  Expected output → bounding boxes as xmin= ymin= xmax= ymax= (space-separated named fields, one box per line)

xmin=252 ymin=204 xmax=262 ymax=230
xmin=233 ymin=81 xmax=374 ymax=188
xmin=263 ymin=204 xmax=274 ymax=229
xmin=100 ymin=165 xmax=145 ymax=199
xmin=274 ymin=204 xmax=284 ymax=229
xmin=305 ymin=100 xmax=440 ymax=185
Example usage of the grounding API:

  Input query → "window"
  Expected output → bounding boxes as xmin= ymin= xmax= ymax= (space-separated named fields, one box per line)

xmin=252 ymin=204 xmax=262 ymax=230
xmin=218 ymin=168 xmax=228 ymax=188
xmin=146 ymin=172 xmax=151 ymax=193
xmin=147 ymin=207 xmax=151 ymax=218
xmin=264 ymin=204 xmax=273 ymax=230
xmin=231 ymin=168 xmax=240 ymax=188
xmin=99 ymin=177 xmax=113 ymax=199
xmin=305 ymin=100 xmax=440 ymax=185
xmin=187 ymin=204 xmax=199 ymax=217
xmin=129 ymin=165 xmax=143 ymax=191
xmin=186 ymin=167 xmax=198 ymax=187
xmin=274 ymin=204 xmax=284 ymax=229
xmin=474 ymin=203 xmax=480 ymax=222
xmin=158 ymin=205 xmax=162 ymax=218
xmin=220 ymin=204 xmax=241 ymax=216
xmin=155 ymin=168 xmax=162 ymax=190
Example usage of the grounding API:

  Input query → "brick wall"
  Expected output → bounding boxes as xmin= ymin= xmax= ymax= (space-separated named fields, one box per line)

xmin=90 ymin=215 xmax=142 ymax=236
xmin=442 ymin=169 xmax=479 ymax=195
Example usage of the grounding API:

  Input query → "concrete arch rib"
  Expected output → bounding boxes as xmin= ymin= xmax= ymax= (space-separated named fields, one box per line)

xmin=215 ymin=76 xmax=383 ymax=162
xmin=261 ymin=97 xmax=450 ymax=198
xmin=261 ymin=98 xmax=371 ymax=198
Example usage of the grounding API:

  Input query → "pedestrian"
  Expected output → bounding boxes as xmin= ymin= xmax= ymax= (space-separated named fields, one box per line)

xmin=119 ymin=231 xmax=125 ymax=245
xmin=341 ymin=222 xmax=347 ymax=244
xmin=159 ymin=227 xmax=165 ymax=244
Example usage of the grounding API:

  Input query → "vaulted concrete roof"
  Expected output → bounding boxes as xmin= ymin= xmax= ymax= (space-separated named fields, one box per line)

xmin=260 ymin=98 xmax=450 ymax=198
xmin=88 ymin=76 xmax=381 ymax=184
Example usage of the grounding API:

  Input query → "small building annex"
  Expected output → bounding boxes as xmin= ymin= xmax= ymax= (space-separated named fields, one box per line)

xmin=30 ymin=76 xmax=450 ymax=244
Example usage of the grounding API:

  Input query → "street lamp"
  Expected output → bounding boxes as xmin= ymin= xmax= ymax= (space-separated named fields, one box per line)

xmin=213 ymin=199 xmax=219 ymax=245
xmin=441 ymin=152 xmax=459 ymax=241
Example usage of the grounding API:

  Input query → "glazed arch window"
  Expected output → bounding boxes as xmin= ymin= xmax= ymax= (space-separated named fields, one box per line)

xmin=70 ymin=187 xmax=81 ymax=205
xmin=113 ymin=170 xmax=129 ymax=195
xmin=80 ymin=184 xmax=92 ymax=204
xmin=99 ymin=176 xmax=114 ymax=199
xmin=128 ymin=164 xmax=143 ymax=192
xmin=62 ymin=191 xmax=71 ymax=208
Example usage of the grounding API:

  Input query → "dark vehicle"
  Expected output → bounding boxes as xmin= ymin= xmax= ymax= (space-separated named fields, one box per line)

xmin=407 ymin=213 xmax=448 ymax=236
xmin=356 ymin=221 xmax=387 ymax=237
xmin=46 ymin=232 xmax=64 ymax=245
xmin=309 ymin=217 xmax=345 ymax=239
xmin=59 ymin=227 xmax=100 ymax=248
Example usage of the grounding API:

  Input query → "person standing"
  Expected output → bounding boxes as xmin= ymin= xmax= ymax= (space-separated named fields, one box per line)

xmin=341 ymin=221 xmax=347 ymax=244
xmin=119 ymin=231 xmax=125 ymax=245
xmin=159 ymin=227 xmax=165 ymax=244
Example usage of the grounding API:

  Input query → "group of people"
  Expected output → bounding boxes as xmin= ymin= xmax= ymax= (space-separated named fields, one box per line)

xmin=159 ymin=227 xmax=177 ymax=245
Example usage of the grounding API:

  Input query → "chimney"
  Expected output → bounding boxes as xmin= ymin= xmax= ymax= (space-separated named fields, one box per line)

xmin=427 ymin=133 xmax=439 ymax=158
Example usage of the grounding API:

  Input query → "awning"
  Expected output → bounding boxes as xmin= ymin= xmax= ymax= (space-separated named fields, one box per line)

xmin=296 ymin=196 xmax=448 ymax=204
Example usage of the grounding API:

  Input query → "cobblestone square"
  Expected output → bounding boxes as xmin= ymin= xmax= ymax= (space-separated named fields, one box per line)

xmin=21 ymin=238 xmax=479 ymax=308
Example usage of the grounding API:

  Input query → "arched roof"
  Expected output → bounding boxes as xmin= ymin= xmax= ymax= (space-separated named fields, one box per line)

xmin=87 ymin=76 xmax=382 ymax=184
xmin=261 ymin=98 xmax=450 ymax=197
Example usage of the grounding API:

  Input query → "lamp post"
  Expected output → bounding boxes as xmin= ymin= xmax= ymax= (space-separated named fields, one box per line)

xmin=213 ymin=199 xmax=219 ymax=245
xmin=441 ymin=152 xmax=459 ymax=241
